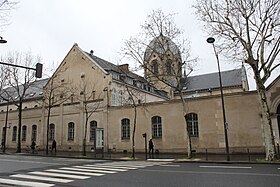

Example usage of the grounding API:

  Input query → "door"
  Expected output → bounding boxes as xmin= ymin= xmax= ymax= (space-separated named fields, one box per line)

xmin=96 ymin=128 xmax=104 ymax=148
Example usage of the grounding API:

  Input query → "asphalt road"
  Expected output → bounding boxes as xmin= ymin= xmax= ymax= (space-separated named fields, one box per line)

xmin=0 ymin=154 xmax=280 ymax=187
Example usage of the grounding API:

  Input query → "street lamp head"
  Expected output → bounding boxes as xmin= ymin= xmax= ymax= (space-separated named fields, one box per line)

xmin=206 ymin=37 xmax=215 ymax=44
xmin=0 ymin=36 xmax=7 ymax=43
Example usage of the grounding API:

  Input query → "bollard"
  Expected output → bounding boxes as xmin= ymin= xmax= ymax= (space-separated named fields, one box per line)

xmin=206 ymin=148 xmax=208 ymax=161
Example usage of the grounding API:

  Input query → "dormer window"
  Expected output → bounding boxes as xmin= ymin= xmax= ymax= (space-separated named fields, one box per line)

xmin=112 ymin=72 xmax=120 ymax=80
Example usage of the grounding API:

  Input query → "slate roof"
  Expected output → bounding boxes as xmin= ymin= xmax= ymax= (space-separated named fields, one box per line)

xmin=85 ymin=52 xmax=147 ymax=83
xmin=182 ymin=69 xmax=243 ymax=92
xmin=0 ymin=78 xmax=48 ymax=104
xmin=144 ymin=35 xmax=181 ymax=61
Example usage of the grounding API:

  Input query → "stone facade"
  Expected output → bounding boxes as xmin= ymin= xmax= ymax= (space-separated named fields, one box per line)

xmin=0 ymin=42 xmax=280 ymax=154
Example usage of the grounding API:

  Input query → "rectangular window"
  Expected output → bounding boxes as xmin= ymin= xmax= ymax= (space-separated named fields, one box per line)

xmin=31 ymin=125 xmax=37 ymax=141
xmin=186 ymin=113 xmax=199 ymax=137
xmin=68 ymin=122 xmax=75 ymax=141
xmin=121 ymin=118 xmax=130 ymax=139
xmin=22 ymin=125 xmax=27 ymax=142
xmin=49 ymin=124 xmax=55 ymax=141
xmin=12 ymin=126 xmax=17 ymax=142
xmin=90 ymin=121 xmax=97 ymax=142
xmin=152 ymin=116 xmax=162 ymax=138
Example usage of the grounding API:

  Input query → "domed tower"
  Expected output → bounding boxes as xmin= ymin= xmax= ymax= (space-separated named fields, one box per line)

xmin=144 ymin=34 xmax=182 ymax=97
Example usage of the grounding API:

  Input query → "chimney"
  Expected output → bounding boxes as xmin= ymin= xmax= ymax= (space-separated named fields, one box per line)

xmin=90 ymin=50 xmax=94 ymax=56
xmin=118 ymin=64 xmax=129 ymax=73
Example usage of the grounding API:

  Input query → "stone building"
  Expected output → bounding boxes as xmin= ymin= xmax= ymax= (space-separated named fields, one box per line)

xmin=0 ymin=36 xmax=280 ymax=154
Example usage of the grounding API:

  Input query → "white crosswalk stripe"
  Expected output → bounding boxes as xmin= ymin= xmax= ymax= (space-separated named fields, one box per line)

xmin=50 ymin=167 xmax=107 ymax=176
xmin=77 ymin=166 xmax=127 ymax=172
xmin=10 ymin=174 xmax=73 ymax=183
xmin=0 ymin=161 xmax=168 ymax=187
xmin=0 ymin=178 xmax=55 ymax=187
xmin=29 ymin=171 xmax=90 ymax=179
xmin=66 ymin=166 xmax=117 ymax=173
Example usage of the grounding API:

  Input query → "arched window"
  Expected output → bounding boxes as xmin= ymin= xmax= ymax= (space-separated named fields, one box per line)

xmin=22 ymin=125 xmax=27 ymax=142
xmin=152 ymin=116 xmax=162 ymax=138
xmin=121 ymin=118 xmax=130 ymax=139
xmin=68 ymin=122 xmax=75 ymax=141
xmin=166 ymin=59 xmax=172 ymax=75
xmin=151 ymin=60 xmax=159 ymax=75
xmin=31 ymin=125 xmax=37 ymax=141
xmin=12 ymin=126 xmax=17 ymax=141
xmin=186 ymin=113 xmax=199 ymax=137
xmin=49 ymin=124 xmax=55 ymax=141
xmin=90 ymin=121 xmax=97 ymax=141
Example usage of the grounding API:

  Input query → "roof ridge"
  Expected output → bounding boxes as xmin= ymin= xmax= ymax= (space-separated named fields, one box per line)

xmin=189 ymin=68 xmax=241 ymax=78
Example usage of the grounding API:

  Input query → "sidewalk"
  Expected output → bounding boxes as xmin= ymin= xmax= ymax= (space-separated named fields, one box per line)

xmin=2 ymin=148 xmax=278 ymax=164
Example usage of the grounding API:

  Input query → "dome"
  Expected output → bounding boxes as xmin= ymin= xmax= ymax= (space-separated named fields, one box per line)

xmin=144 ymin=35 xmax=181 ymax=61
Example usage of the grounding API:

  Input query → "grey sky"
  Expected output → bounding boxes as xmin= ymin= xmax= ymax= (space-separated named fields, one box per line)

xmin=2 ymin=0 xmax=277 ymax=89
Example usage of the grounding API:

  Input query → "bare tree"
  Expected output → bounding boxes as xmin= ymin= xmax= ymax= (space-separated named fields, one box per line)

xmin=43 ymin=69 xmax=70 ymax=154
xmin=122 ymin=9 xmax=196 ymax=158
xmin=194 ymin=0 xmax=280 ymax=161
xmin=0 ymin=0 xmax=18 ymax=29
xmin=0 ymin=51 xmax=40 ymax=153
xmin=0 ymin=64 xmax=8 ymax=91
xmin=119 ymin=74 xmax=144 ymax=159
xmin=72 ymin=79 xmax=103 ymax=156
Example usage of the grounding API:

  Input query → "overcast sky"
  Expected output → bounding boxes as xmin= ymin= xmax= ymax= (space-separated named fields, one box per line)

xmin=2 ymin=0 xmax=277 ymax=89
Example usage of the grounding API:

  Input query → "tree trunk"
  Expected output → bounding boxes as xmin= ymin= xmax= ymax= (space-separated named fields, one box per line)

xmin=253 ymin=67 xmax=276 ymax=160
xmin=83 ymin=109 xmax=89 ymax=156
xmin=46 ymin=106 xmax=51 ymax=155
xmin=131 ymin=105 xmax=137 ymax=159
xmin=16 ymin=102 xmax=22 ymax=153
xmin=179 ymin=92 xmax=192 ymax=158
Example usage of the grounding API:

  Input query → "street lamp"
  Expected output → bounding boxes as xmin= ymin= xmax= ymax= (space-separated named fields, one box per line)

xmin=207 ymin=37 xmax=230 ymax=161
xmin=0 ymin=36 xmax=7 ymax=43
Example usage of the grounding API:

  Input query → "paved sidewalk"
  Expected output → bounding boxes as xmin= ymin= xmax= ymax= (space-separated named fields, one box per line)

xmin=1 ymin=148 xmax=277 ymax=164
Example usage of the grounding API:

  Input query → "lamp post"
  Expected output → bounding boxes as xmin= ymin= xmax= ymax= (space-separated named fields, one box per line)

xmin=1 ymin=36 xmax=7 ymax=153
xmin=3 ymin=104 xmax=9 ymax=153
xmin=207 ymin=37 xmax=230 ymax=161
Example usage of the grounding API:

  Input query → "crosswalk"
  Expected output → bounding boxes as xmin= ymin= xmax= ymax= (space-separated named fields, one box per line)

xmin=0 ymin=161 xmax=168 ymax=187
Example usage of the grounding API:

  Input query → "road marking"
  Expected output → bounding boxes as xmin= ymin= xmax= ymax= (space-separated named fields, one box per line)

xmin=59 ymin=166 xmax=112 ymax=176
xmin=81 ymin=166 xmax=127 ymax=172
xmin=141 ymin=168 xmax=280 ymax=177
xmin=160 ymin=164 xmax=180 ymax=167
xmin=95 ymin=164 xmax=147 ymax=168
xmin=29 ymin=171 xmax=90 ymax=179
xmin=54 ymin=158 xmax=104 ymax=162
xmin=46 ymin=169 xmax=105 ymax=176
xmin=199 ymin=165 xmax=252 ymax=169
xmin=0 ymin=158 xmax=64 ymax=165
xmin=10 ymin=174 xmax=73 ymax=183
xmin=85 ymin=165 xmax=137 ymax=170
xmin=0 ymin=178 xmax=54 ymax=187
xmin=148 ymin=159 xmax=174 ymax=162
xmin=72 ymin=166 xmax=117 ymax=173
